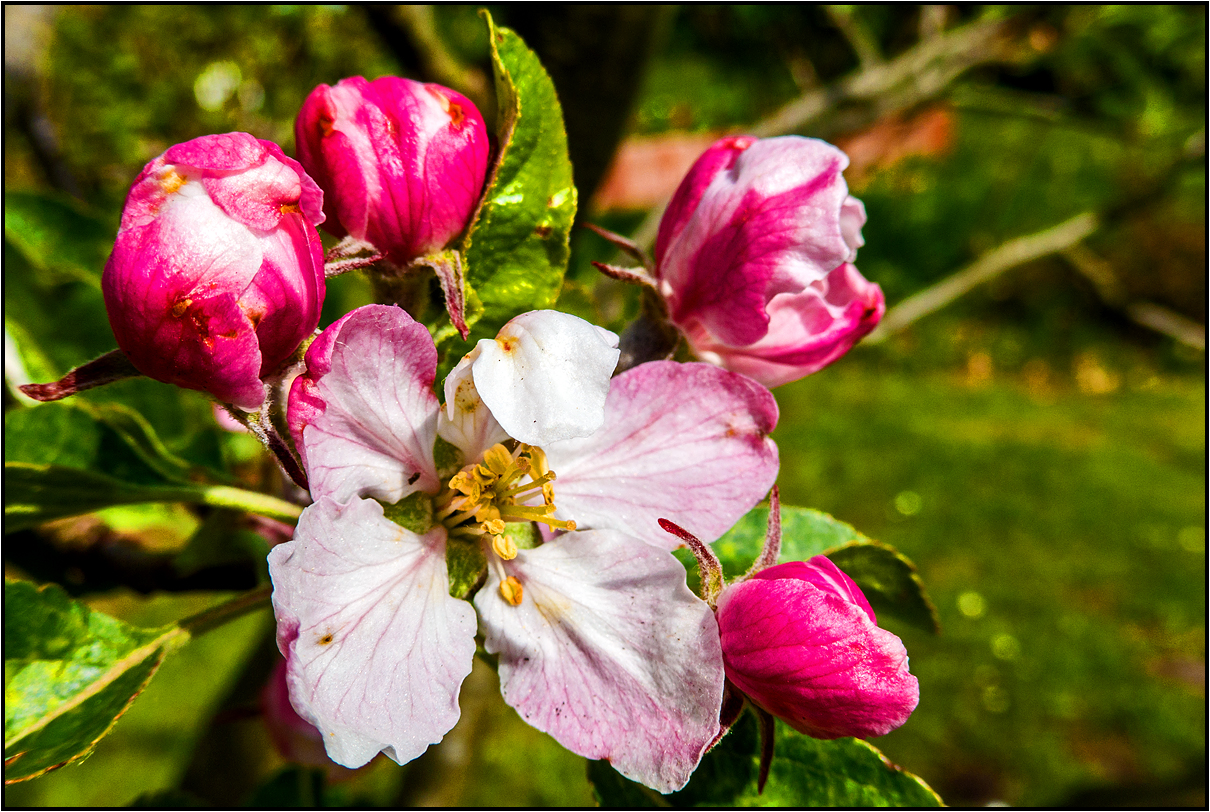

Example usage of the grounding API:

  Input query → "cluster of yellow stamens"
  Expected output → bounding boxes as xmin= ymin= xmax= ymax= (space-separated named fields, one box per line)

xmin=435 ymin=442 xmax=575 ymax=566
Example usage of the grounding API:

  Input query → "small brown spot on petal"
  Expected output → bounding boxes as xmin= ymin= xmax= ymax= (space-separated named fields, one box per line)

xmin=319 ymin=634 xmax=333 ymax=645
xmin=280 ymin=201 xmax=301 ymax=214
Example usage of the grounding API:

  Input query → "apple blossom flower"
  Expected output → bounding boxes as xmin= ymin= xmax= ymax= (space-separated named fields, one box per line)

xmin=295 ymin=75 xmax=489 ymax=267
xmin=101 ymin=132 xmax=326 ymax=410
xmin=269 ymin=304 xmax=779 ymax=792
xmin=716 ymin=555 xmax=919 ymax=740
xmin=653 ymin=135 xmax=884 ymax=388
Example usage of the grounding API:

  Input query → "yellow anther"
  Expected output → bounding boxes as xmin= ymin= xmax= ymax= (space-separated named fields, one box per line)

xmin=483 ymin=444 xmax=513 ymax=476
xmin=500 ymin=576 xmax=524 ymax=606
xmin=492 ymin=533 xmax=518 ymax=560
xmin=475 ymin=504 xmax=502 ymax=525
xmin=449 ymin=471 xmax=480 ymax=499
xmin=527 ymin=446 xmax=550 ymax=477
xmin=482 ymin=518 xmax=506 ymax=535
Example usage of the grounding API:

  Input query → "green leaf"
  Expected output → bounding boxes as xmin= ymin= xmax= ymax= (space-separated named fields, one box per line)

xmin=3 ymin=192 xmax=113 ymax=287
xmin=736 ymin=723 xmax=943 ymax=807
xmin=454 ymin=11 xmax=576 ymax=343
xmin=3 ymin=580 xmax=186 ymax=782
xmin=667 ymin=709 xmax=760 ymax=807
xmin=827 ymin=542 xmax=941 ymax=634
xmin=586 ymin=711 xmax=941 ymax=808
xmin=711 ymin=506 xmax=869 ymax=579
xmin=586 ymin=760 xmax=665 ymax=808
xmin=702 ymin=506 xmax=939 ymax=633
xmin=4 ymin=402 xmax=301 ymax=531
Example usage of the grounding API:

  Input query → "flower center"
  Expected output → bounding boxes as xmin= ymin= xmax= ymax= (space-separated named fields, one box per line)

xmin=434 ymin=442 xmax=574 ymax=564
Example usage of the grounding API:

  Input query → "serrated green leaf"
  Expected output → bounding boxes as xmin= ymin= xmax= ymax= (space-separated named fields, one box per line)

xmin=736 ymin=723 xmax=943 ymax=807
xmin=453 ymin=11 xmax=576 ymax=345
xmin=667 ymin=709 xmax=760 ymax=806
xmin=3 ymin=580 xmax=186 ymax=782
xmin=3 ymin=192 xmax=113 ymax=287
xmin=827 ymin=542 xmax=941 ymax=634
xmin=3 ymin=239 xmax=114 ymax=377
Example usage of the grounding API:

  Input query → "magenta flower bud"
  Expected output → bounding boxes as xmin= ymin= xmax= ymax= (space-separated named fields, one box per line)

xmin=716 ymin=556 xmax=919 ymax=740
xmin=295 ymin=75 xmax=490 ymax=266
xmin=654 ymin=135 xmax=884 ymax=388
xmin=101 ymin=132 xmax=326 ymax=410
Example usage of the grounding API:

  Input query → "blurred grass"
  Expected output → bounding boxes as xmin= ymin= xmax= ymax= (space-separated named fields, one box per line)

xmin=771 ymin=315 xmax=1205 ymax=806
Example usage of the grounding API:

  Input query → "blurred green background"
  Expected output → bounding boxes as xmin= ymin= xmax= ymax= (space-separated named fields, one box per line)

xmin=4 ymin=4 xmax=1204 ymax=807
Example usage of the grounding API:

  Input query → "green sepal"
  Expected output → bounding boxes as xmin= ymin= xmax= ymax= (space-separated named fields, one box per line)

xmin=433 ymin=435 xmax=466 ymax=480
xmin=380 ymin=492 xmax=435 ymax=535
xmin=504 ymin=521 xmax=540 ymax=551
xmin=446 ymin=537 xmax=488 ymax=599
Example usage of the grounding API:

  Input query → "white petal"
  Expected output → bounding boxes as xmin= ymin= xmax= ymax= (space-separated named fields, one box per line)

xmin=437 ymin=347 xmax=509 ymax=462
xmin=268 ymin=497 xmax=477 ymax=768
xmin=471 ymin=310 xmax=619 ymax=446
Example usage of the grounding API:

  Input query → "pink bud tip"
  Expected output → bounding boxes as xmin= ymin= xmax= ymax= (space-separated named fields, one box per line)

xmin=294 ymin=76 xmax=490 ymax=267
xmin=101 ymin=132 xmax=326 ymax=410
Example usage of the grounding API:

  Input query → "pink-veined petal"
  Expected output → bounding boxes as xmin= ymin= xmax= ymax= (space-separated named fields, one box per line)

xmin=543 ymin=361 xmax=779 ymax=550
xmin=268 ymin=497 xmax=477 ymax=768
xmin=475 ymin=529 xmax=724 ymax=793
xmin=288 ymin=304 xmax=440 ymax=504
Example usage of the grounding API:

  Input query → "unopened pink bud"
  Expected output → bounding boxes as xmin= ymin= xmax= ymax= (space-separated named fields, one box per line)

xmin=716 ymin=556 xmax=919 ymax=739
xmin=654 ymin=136 xmax=884 ymax=388
xmin=101 ymin=132 xmax=326 ymax=410
xmin=295 ymin=75 xmax=490 ymax=266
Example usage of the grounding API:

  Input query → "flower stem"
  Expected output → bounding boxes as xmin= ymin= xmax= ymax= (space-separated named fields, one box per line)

xmin=177 ymin=584 xmax=273 ymax=638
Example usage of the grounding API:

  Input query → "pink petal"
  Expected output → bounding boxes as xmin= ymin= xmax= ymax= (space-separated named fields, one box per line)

xmin=542 ymin=361 xmax=779 ymax=550
xmin=268 ymin=497 xmax=477 ymax=768
xmin=475 ymin=529 xmax=724 ymax=793
xmin=716 ymin=575 xmax=918 ymax=740
xmin=288 ymin=305 xmax=441 ymax=505
xmin=657 ymin=137 xmax=856 ymax=347
xmin=752 ymin=557 xmax=876 ymax=624
xmin=686 ymin=263 xmax=884 ymax=388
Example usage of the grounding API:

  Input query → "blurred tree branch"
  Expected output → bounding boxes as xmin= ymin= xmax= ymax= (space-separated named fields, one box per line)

xmin=623 ymin=11 xmax=1039 ymax=253
xmin=866 ymin=213 xmax=1100 ymax=343
xmin=750 ymin=12 xmax=1030 ymax=139
xmin=867 ymin=139 xmax=1207 ymax=347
